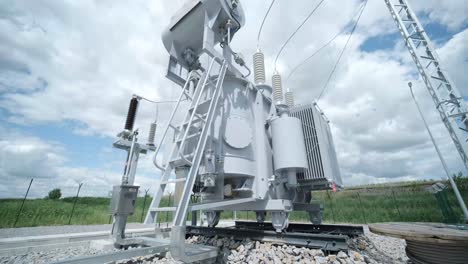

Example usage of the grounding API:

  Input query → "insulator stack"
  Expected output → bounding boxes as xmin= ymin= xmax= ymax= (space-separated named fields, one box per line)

xmin=124 ymin=97 xmax=139 ymax=131
xmin=272 ymin=72 xmax=283 ymax=104
xmin=285 ymin=91 xmax=294 ymax=107
xmin=253 ymin=50 xmax=266 ymax=84
xmin=147 ymin=122 xmax=157 ymax=145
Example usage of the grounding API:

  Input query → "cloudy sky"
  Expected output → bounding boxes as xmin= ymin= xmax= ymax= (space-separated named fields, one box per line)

xmin=0 ymin=0 xmax=467 ymax=198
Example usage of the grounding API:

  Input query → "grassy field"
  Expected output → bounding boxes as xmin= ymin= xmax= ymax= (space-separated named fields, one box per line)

xmin=1 ymin=180 xmax=467 ymax=228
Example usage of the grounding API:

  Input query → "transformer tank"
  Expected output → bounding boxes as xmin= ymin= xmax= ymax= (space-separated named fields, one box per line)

xmin=109 ymin=0 xmax=340 ymax=260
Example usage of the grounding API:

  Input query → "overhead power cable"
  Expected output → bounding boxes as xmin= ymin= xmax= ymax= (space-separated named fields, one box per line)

xmin=285 ymin=3 xmax=365 ymax=83
xmin=317 ymin=0 xmax=368 ymax=101
xmin=257 ymin=0 xmax=276 ymax=49
xmin=286 ymin=30 xmax=343 ymax=83
xmin=274 ymin=0 xmax=326 ymax=71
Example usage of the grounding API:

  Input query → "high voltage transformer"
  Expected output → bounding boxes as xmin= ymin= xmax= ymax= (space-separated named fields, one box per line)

xmin=106 ymin=0 xmax=341 ymax=260
xmin=39 ymin=0 xmax=467 ymax=263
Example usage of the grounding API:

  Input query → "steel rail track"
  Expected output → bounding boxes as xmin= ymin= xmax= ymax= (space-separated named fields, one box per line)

xmin=234 ymin=221 xmax=364 ymax=237
xmin=186 ymin=221 xmax=364 ymax=252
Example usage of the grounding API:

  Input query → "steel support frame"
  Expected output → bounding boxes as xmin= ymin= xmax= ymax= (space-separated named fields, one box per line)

xmin=151 ymin=198 xmax=296 ymax=213
xmin=384 ymin=0 xmax=468 ymax=168
xmin=52 ymin=244 xmax=170 ymax=264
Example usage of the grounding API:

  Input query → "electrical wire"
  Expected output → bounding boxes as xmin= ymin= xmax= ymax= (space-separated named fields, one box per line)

xmin=285 ymin=2 xmax=365 ymax=83
xmin=134 ymin=94 xmax=179 ymax=104
xmin=317 ymin=0 xmax=368 ymax=101
xmin=257 ymin=0 xmax=276 ymax=49
xmin=286 ymin=30 xmax=343 ymax=83
xmin=133 ymin=94 xmax=182 ymax=123
xmin=274 ymin=0 xmax=326 ymax=71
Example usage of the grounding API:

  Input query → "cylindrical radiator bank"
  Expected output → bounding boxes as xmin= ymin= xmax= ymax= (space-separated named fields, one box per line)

xmin=124 ymin=97 xmax=139 ymax=131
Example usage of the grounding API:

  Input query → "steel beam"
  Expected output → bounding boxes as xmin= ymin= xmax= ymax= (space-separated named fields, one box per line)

xmin=186 ymin=225 xmax=349 ymax=252
xmin=52 ymin=244 xmax=170 ymax=264
xmin=234 ymin=221 xmax=364 ymax=237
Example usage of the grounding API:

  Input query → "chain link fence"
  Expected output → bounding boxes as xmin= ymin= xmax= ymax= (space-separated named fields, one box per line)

xmin=2 ymin=178 xmax=468 ymax=228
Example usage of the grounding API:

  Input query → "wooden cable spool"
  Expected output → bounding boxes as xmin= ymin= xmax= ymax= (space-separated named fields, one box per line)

xmin=369 ymin=222 xmax=468 ymax=264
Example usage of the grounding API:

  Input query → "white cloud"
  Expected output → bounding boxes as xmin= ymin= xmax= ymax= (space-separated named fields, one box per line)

xmin=411 ymin=0 xmax=468 ymax=31
xmin=0 ymin=0 xmax=466 ymax=196
xmin=0 ymin=131 xmax=64 ymax=180
xmin=0 ymin=127 xmax=166 ymax=198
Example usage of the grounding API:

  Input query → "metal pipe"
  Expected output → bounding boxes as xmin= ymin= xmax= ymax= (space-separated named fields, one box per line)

xmin=409 ymin=82 xmax=468 ymax=222
xmin=122 ymin=131 xmax=138 ymax=184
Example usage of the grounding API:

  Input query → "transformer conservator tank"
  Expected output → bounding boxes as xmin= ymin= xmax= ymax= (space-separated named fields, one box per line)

xmin=271 ymin=115 xmax=308 ymax=173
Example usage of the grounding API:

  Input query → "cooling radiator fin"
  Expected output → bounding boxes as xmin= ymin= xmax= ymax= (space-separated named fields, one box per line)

xmin=290 ymin=104 xmax=343 ymax=189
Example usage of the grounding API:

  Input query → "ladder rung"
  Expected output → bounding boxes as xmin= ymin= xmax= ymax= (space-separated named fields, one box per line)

xmin=170 ymin=153 xmax=194 ymax=165
xmin=189 ymin=99 xmax=212 ymax=113
xmin=160 ymin=178 xmax=187 ymax=185
xmin=183 ymin=113 xmax=208 ymax=127
xmin=149 ymin=207 xmax=177 ymax=212
xmin=176 ymin=131 xmax=201 ymax=143
xmin=169 ymin=124 xmax=180 ymax=132
xmin=194 ymin=113 xmax=207 ymax=122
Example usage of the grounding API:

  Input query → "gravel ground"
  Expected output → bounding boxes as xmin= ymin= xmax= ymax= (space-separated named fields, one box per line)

xmin=1 ymin=245 xmax=118 ymax=264
xmin=0 ymin=224 xmax=408 ymax=264
xmin=362 ymin=226 xmax=408 ymax=263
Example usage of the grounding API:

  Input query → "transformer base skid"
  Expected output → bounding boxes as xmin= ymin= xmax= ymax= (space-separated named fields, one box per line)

xmin=44 ymin=221 xmax=363 ymax=264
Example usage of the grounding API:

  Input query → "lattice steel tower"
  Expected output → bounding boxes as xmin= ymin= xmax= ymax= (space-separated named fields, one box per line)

xmin=384 ymin=0 xmax=468 ymax=168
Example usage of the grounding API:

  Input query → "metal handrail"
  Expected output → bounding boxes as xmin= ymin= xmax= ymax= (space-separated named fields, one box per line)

xmin=152 ymin=71 xmax=198 ymax=171
xmin=172 ymin=59 xmax=227 ymax=226
xmin=176 ymin=57 xmax=218 ymax=165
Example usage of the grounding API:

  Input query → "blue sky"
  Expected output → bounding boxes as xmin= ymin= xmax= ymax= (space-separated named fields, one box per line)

xmin=0 ymin=0 xmax=467 ymax=198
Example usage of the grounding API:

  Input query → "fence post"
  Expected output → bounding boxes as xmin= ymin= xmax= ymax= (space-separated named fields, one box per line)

xmin=356 ymin=192 xmax=367 ymax=224
xmin=166 ymin=192 xmax=172 ymax=227
xmin=140 ymin=189 xmax=150 ymax=223
xmin=391 ymin=189 xmax=402 ymax=221
xmin=68 ymin=183 xmax=83 ymax=225
xmin=14 ymin=178 xmax=34 ymax=227
xmin=326 ymin=190 xmax=336 ymax=223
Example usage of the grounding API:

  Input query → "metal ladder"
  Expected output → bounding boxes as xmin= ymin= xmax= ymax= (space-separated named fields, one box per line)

xmin=384 ymin=0 xmax=468 ymax=168
xmin=144 ymin=56 xmax=227 ymax=225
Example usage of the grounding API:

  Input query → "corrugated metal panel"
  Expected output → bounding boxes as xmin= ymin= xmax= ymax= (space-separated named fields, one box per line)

xmin=290 ymin=104 xmax=342 ymax=188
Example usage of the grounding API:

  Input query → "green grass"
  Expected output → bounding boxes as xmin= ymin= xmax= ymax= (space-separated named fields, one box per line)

xmin=1 ymin=180 xmax=468 ymax=228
